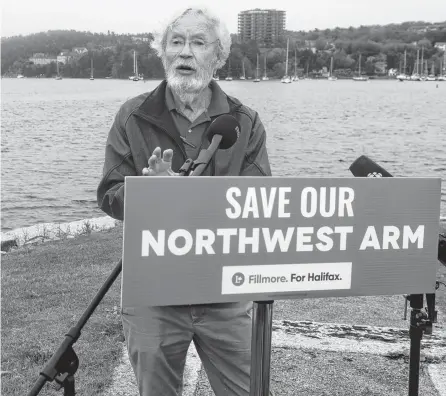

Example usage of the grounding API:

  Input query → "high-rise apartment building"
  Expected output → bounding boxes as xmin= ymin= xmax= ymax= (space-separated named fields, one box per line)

xmin=238 ymin=9 xmax=285 ymax=45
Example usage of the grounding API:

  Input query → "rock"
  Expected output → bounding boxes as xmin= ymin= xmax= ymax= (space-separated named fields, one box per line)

xmin=1 ymin=239 xmax=18 ymax=252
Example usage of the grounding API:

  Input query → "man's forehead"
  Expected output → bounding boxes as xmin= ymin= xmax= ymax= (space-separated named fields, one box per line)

xmin=170 ymin=14 xmax=215 ymax=37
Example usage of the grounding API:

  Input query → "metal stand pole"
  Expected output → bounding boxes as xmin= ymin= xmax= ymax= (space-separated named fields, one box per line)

xmin=250 ymin=301 xmax=274 ymax=396
xmin=406 ymin=293 xmax=435 ymax=396
xmin=408 ymin=294 xmax=423 ymax=396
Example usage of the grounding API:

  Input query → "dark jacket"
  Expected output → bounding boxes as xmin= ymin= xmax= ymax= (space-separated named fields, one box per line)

xmin=97 ymin=80 xmax=272 ymax=220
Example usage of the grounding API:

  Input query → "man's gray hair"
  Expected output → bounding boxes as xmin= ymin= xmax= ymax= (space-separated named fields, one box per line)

xmin=151 ymin=7 xmax=231 ymax=70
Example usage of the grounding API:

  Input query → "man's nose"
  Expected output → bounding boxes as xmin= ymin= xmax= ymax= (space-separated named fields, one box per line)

xmin=179 ymin=41 xmax=194 ymax=57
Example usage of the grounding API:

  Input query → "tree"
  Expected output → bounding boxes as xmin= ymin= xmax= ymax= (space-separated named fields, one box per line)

xmin=2 ymin=21 xmax=445 ymax=78
xmin=315 ymin=38 xmax=327 ymax=51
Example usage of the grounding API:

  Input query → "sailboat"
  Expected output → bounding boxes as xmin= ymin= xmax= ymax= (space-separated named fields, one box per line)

xmin=292 ymin=50 xmax=298 ymax=81
xmin=438 ymin=57 xmax=446 ymax=81
xmin=240 ymin=59 xmax=246 ymax=80
xmin=90 ymin=58 xmax=94 ymax=80
xmin=129 ymin=50 xmax=140 ymax=81
xmin=397 ymin=50 xmax=408 ymax=81
xmin=328 ymin=57 xmax=337 ymax=81
xmin=253 ymin=54 xmax=260 ymax=82
xmin=55 ymin=61 xmax=62 ymax=80
xmin=352 ymin=54 xmax=368 ymax=81
xmin=213 ymin=72 xmax=220 ymax=81
xmin=281 ymin=38 xmax=292 ymax=83
xmin=225 ymin=59 xmax=233 ymax=81
xmin=410 ymin=49 xmax=421 ymax=81
xmin=427 ymin=62 xmax=436 ymax=81
xmin=420 ymin=47 xmax=427 ymax=81
xmin=262 ymin=54 xmax=269 ymax=81
xmin=303 ymin=61 xmax=310 ymax=80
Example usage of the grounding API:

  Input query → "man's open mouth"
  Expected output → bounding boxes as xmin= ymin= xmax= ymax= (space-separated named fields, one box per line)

xmin=177 ymin=65 xmax=195 ymax=71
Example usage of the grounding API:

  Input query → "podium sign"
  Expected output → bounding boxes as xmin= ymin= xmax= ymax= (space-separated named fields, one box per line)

xmin=122 ymin=177 xmax=441 ymax=307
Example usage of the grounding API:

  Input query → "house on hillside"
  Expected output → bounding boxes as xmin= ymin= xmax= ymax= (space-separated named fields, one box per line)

xmin=304 ymin=40 xmax=317 ymax=48
xmin=388 ymin=68 xmax=398 ymax=77
xmin=131 ymin=36 xmax=150 ymax=43
xmin=28 ymin=53 xmax=57 ymax=65
xmin=72 ymin=47 xmax=88 ymax=55
xmin=57 ymin=50 xmax=73 ymax=64
xmin=303 ymin=40 xmax=318 ymax=53
xmin=408 ymin=23 xmax=444 ymax=34
xmin=434 ymin=42 xmax=446 ymax=51
xmin=408 ymin=26 xmax=428 ymax=34
xmin=294 ymin=40 xmax=316 ymax=53
xmin=427 ymin=24 xmax=444 ymax=31
xmin=320 ymin=66 xmax=329 ymax=77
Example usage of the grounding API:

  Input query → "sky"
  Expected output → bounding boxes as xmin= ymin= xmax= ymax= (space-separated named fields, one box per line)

xmin=1 ymin=0 xmax=446 ymax=38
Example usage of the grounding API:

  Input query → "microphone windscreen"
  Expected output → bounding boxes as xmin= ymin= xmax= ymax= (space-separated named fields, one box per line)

xmin=207 ymin=114 xmax=240 ymax=149
xmin=349 ymin=155 xmax=393 ymax=177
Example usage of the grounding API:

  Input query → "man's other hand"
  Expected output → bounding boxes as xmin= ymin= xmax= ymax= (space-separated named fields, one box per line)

xmin=142 ymin=147 xmax=179 ymax=176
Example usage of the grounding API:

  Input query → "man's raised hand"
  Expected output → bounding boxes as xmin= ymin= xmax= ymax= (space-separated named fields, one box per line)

xmin=142 ymin=147 xmax=179 ymax=176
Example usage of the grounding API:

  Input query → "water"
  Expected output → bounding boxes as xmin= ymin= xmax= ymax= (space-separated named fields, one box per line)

xmin=1 ymin=78 xmax=445 ymax=232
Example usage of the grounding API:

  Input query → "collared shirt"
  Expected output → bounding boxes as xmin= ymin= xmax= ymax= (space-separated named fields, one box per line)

xmin=165 ymin=81 xmax=230 ymax=159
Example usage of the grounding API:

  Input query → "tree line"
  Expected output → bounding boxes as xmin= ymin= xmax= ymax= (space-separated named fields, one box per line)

xmin=1 ymin=20 xmax=446 ymax=79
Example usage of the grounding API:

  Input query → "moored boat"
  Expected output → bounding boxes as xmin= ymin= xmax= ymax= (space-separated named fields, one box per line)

xmin=281 ymin=38 xmax=292 ymax=84
xmin=353 ymin=54 xmax=368 ymax=81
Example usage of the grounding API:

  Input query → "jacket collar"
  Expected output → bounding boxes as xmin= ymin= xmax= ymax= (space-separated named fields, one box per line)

xmin=137 ymin=80 xmax=241 ymax=122
xmin=165 ymin=82 xmax=230 ymax=117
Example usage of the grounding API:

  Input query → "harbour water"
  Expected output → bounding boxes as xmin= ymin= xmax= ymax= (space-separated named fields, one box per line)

xmin=1 ymin=78 xmax=445 ymax=234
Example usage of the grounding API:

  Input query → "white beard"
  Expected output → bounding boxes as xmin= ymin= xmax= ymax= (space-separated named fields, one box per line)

xmin=164 ymin=59 xmax=214 ymax=104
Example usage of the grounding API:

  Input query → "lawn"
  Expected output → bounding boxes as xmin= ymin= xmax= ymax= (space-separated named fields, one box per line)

xmin=1 ymin=224 xmax=125 ymax=396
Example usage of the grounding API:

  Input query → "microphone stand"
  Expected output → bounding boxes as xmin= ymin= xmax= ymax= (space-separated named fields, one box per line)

xmin=402 ymin=224 xmax=445 ymax=396
xmin=27 ymin=151 xmax=223 ymax=395
xmin=404 ymin=286 xmax=439 ymax=396
xmin=27 ymin=259 xmax=123 ymax=396
xmin=177 ymin=135 xmax=221 ymax=176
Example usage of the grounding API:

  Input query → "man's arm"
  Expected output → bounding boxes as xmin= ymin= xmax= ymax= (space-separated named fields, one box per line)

xmin=97 ymin=107 xmax=137 ymax=220
xmin=240 ymin=111 xmax=272 ymax=177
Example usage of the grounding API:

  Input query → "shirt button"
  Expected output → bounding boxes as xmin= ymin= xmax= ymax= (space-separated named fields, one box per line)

xmin=188 ymin=129 xmax=192 ymax=133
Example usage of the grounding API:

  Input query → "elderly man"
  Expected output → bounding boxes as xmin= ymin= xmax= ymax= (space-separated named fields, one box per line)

xmin=97 ymin=7 xmax=271 ymax=396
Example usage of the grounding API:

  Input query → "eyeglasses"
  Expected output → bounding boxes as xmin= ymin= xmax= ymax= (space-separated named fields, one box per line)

xmin=166 ymin=38 xmax=220 ymax=55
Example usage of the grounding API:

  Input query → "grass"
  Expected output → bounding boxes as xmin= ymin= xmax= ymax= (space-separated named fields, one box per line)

xmin=1 ymin=223 xmax=124 ymax=396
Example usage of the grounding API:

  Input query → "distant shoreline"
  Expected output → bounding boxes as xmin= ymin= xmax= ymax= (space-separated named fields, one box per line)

xmin=1 ymin=76 xmax=414 ymax=80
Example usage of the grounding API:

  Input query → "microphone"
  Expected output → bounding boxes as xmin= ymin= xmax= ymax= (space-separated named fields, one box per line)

xmin=188 ymin=114 xmax=240 ymax=176
xmin=349 ymin=154 xmax=446 ymax=266
xmin=349 ymin=155 xmax=393 ymax=177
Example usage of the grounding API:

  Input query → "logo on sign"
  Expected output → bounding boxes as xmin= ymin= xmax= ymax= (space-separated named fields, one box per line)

xmin=232 ymin=272 xmax=245 ymax=286
xmin=367 ymin=172 xmax=382 ymax=177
